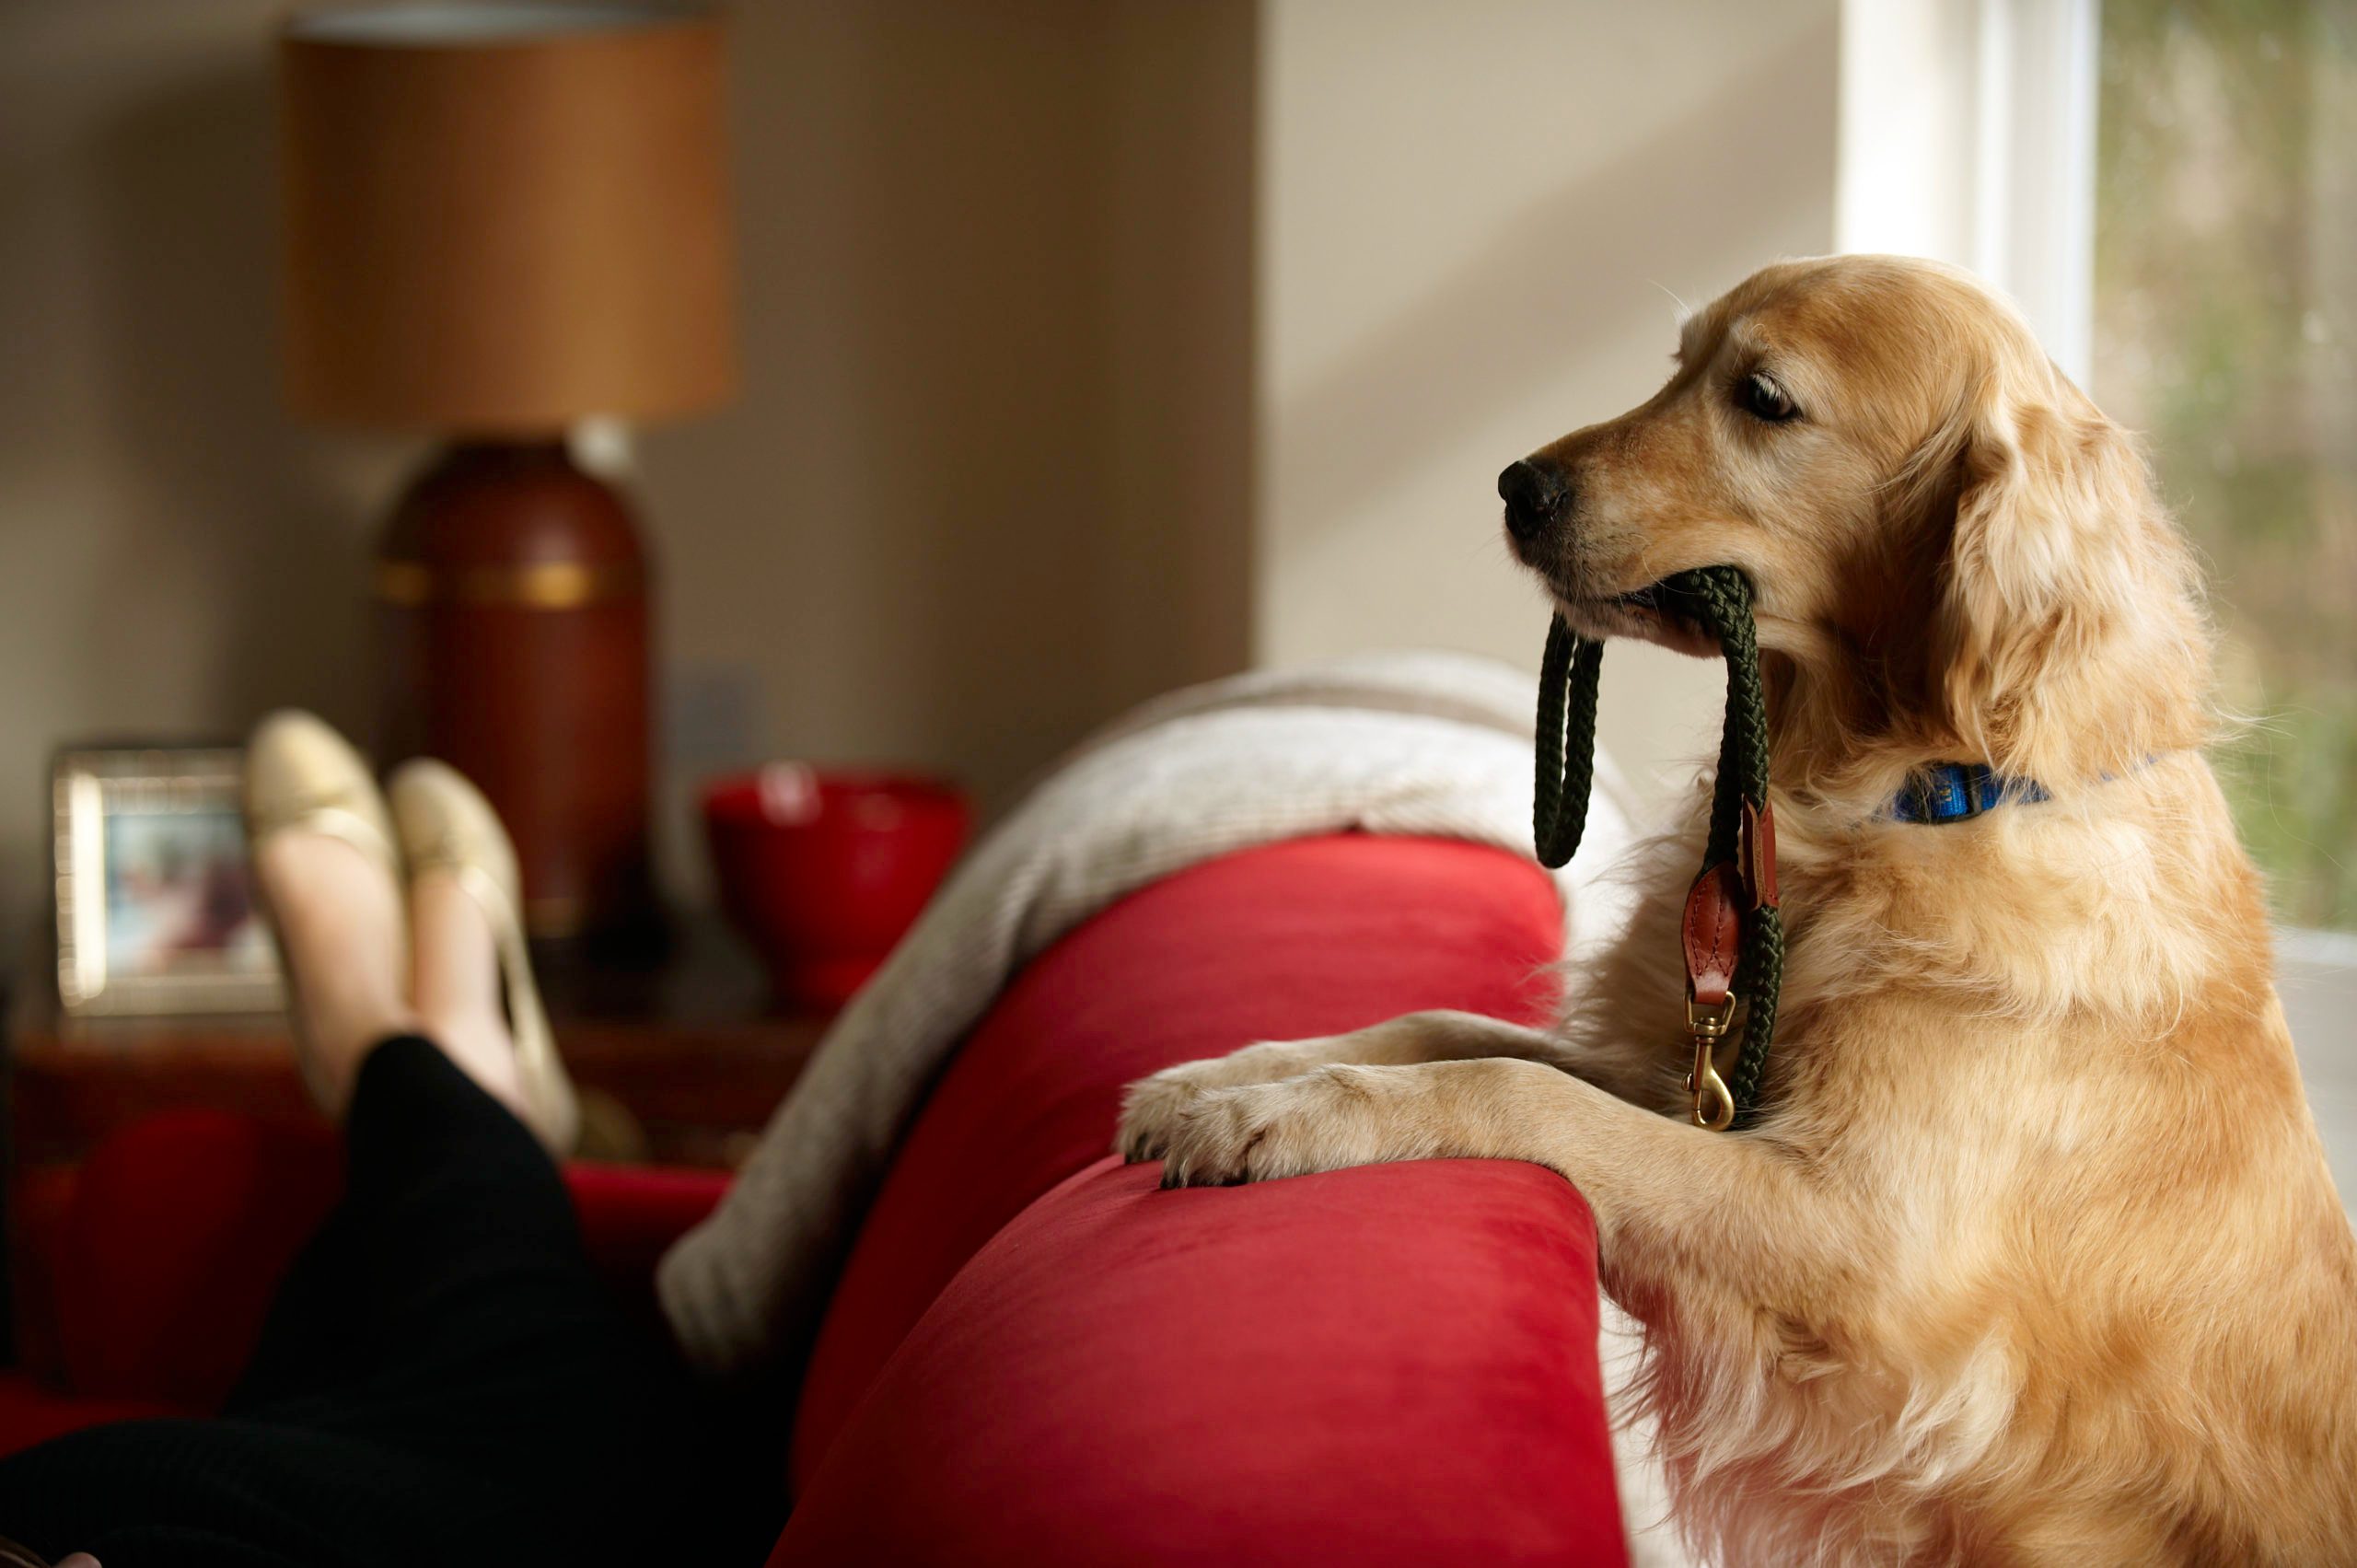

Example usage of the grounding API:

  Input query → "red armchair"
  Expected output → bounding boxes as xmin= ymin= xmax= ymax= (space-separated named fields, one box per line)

xmin=5 ymin=836 xmax=1627 ymax=1565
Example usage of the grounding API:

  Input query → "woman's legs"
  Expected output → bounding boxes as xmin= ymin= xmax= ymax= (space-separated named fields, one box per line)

xmin=230 ymin=1035 xmax=676 ymax=1410
xmin=223 ymin=1037 xmax=700 ymax=1548
xmin=0 ymin=806 xmax=706 ymax=1566
xmin=223 ymin=852 xmax=576 ymax=1415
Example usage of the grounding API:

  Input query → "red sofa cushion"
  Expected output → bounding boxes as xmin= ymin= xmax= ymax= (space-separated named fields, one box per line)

xmin=794 ymin=835 xmax=1570 ymax=1477
xmin=777 ymin=1158 xmax=1623 ymax=1568
xmin=5 ymin=1112 xmax=728 ymax=1452
xmin=784 ymin=834 xmax=1624 ymax=1564
xmin=47 ymin=1111 xmax=343 ymax=1410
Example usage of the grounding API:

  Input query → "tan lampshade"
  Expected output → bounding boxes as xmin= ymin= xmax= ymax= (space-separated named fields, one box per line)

xmin=279 ymin=4 xmax=737 ymax=432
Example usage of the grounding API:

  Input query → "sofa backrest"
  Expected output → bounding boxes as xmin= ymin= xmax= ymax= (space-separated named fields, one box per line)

xmin=779 ymin=834 xmax=1628 ymax=1566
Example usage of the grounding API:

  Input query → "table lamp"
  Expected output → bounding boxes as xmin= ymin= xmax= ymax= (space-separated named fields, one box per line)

xmin=278 ymin=2 xmax=736 ymax=947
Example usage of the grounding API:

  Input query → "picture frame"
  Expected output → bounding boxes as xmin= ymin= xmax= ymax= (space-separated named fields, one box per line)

xmin=52 ymin=746 xmax=282 ymax=1016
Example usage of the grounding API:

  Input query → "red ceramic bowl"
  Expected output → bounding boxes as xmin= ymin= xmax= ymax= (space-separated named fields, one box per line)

xmin=702 ymin=766 xmax=970 ymax=1007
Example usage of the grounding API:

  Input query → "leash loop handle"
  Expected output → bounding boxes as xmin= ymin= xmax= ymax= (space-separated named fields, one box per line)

xmin=1533 ymin=566 xmax=1784 ymax=1130
xmin=1534 ymin=616 xmax=1603 ymax=869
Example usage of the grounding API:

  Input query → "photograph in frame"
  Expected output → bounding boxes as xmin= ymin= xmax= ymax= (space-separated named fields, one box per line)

xmin=53 ymin=746 xmax=283 ymax=1016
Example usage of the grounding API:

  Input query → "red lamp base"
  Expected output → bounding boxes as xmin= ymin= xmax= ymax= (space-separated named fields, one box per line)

xmin=376 ymin=439 xmax=659 ymax=949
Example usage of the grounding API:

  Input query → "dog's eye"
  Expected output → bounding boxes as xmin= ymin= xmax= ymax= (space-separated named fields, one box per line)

xmin=1737 ymin=372 xmax=1800 ymax=424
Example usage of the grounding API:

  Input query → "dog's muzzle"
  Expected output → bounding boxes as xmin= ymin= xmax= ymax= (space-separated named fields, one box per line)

xmin=1498 ymin=459 xmax=1572 ymax=552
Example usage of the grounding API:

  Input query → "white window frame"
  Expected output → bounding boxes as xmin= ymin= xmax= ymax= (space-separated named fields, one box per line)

xmin=1837 ymin=0 xmax=2356 ymax=1200
xmin=1835 ymin=0 xmax=2100 ymax=384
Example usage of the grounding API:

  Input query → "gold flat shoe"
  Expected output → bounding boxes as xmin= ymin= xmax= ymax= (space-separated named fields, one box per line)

xmin=242 ymin=709 xmax=405 ymax=1111
xmin=388 ymin=758 xmax=580 ymax=1155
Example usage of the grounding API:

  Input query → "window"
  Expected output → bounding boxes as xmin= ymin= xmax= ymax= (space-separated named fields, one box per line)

xmin=2094 ymin=0 xmax=2357 ymax=932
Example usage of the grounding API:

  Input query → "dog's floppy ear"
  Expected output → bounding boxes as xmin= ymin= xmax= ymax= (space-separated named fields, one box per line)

xmin=1924 ymin=371 xmax=2207 ymax=787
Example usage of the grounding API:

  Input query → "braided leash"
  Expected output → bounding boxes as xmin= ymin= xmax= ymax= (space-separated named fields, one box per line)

xmin=1534 ymin=566 xmax=1784 ymax=1129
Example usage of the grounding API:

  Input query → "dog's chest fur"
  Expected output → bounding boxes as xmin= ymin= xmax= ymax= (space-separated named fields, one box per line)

xmin=1564 ymin=782 xmax=2357 ymax=1565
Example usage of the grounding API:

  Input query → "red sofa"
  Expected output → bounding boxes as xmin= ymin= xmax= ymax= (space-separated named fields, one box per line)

xmin=5 ymin=836 xmax=1626 ymax=1565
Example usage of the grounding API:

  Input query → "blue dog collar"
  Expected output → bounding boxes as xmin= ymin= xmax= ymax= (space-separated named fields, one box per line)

xmin=1889 ymin=762 xmax=2050 ymax=824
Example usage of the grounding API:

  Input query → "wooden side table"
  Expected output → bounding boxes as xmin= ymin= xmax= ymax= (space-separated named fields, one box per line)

xmin=6 ymin=918 xmax=828 ymax=1173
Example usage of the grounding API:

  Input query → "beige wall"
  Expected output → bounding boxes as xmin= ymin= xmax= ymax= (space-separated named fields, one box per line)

xmin=0 ymin=0 xmax=1254 ymax=958
xmin=630 ymin=0 xmax=1254 ymax=897
xmin=0 ymin=0 xmax=1835 ymax=968
xmin=0 ymin=0 xmax=403 ymax=964
xmin=1255 ymin=0 xmax=1840 ymax=794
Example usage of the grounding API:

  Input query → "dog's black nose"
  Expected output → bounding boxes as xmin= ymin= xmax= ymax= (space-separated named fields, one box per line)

xmin=1498 ymin=459 xmax=1570 ymax=544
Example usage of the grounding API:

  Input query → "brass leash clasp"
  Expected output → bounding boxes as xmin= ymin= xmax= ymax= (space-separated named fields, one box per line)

xmin=1684 ymin=992 xmax=1737 ymax=1132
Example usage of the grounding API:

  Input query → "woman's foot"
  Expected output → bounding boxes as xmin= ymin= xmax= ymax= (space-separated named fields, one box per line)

xmin=251 ymin=832 xmax=419 ymax=1109
xmin=244 ymin=712 xmax=416 ymax=1115
xmin=389 ymin=760 xmax=580 ymax=1154
xmin=408 ymin=865 xmax=533 ymax=1127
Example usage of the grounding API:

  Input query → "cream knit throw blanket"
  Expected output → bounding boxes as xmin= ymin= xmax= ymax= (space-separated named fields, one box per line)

xmin=656 ymin=650 xmax=1638 ymax=1377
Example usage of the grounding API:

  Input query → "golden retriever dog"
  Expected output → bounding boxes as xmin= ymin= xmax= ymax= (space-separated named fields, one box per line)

xmin=1116 ymin=255 xmax=2357 ymax=1566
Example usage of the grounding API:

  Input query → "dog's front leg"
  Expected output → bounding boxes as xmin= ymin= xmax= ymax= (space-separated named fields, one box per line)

xmin=1117 ymin=1009 xmax=1556 ymax=1164
xmin=1148 ymin=1051 xmax=1853 ymax=1302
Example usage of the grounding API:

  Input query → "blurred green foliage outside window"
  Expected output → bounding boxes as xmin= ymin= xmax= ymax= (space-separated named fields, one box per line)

xmin=2097 ymin=0 xmax=2357 ymax=930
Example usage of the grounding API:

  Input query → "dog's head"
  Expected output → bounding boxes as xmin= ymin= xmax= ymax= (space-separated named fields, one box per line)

xmin=1503 ymin=254 xmax=2211 ymax=793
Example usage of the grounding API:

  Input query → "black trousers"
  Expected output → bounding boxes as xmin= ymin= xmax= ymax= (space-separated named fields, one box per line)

xmin=0 ymin=1038 xmax=738 ymax=1568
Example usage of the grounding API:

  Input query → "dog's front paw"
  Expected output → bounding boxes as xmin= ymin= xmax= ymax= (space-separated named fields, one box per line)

xmin=1117 ymin=1063 xmax=1224 ymax=1164
xmin=1156 ymin=1065 xmax=1416 ymax=1188
xmin=1116 ymin=1040 xmax=1329 ymax=1162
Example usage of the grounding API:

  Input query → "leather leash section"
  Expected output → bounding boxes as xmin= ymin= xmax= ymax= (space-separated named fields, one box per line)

xmin=1742 ymin=797 xmax=1779 ymax=910
xmin=1682 ymin=863 xmax=1743 ymax=1012
xmin=1533 ymin=566 xmax=1786 ymax=1130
